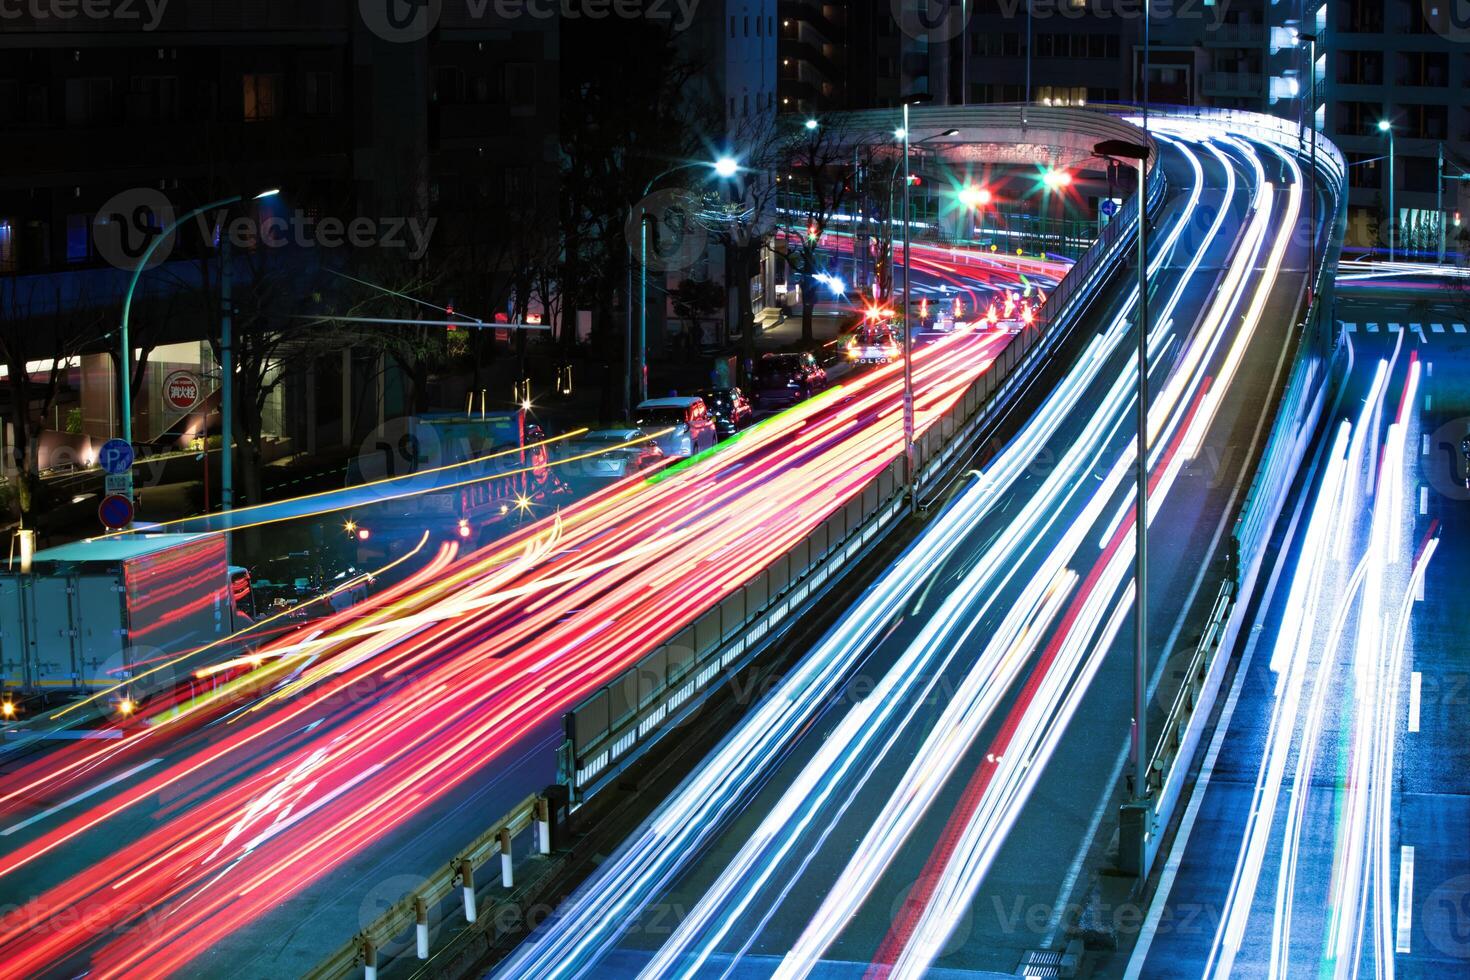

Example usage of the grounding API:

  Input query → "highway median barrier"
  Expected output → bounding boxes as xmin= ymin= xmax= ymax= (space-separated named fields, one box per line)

xmin=1115 ymin=106 xmax=1351 ymax=882
xmin=560 ymin=139 xmax=1169 ymax=805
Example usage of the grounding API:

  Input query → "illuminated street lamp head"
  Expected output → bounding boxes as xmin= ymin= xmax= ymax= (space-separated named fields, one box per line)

xmin=894 ymin=128 xmax=907 ymax=140
xmin=118 ymin=697 xmax=136 ymax=716
xmin=1378 ymin=119 xmax=1392 ymax=132
xmin=959 ymin=185 xmax=992 ymax=208
xmin=1 ymin=700 xmax=14 ymax=719
xmin=804 ymin=118 xmax=818 ymax=130
xmin=253 ymin=188 xmax=281 ymax=200
xmin=1042 ymin=169 xmax=1072 ymax=189
xmin=713 ymin=156 xmax=739 ymax=178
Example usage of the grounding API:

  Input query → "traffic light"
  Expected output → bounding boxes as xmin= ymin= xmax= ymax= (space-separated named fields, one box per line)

xmin=907 ymin=174 xmax=922 ymax=186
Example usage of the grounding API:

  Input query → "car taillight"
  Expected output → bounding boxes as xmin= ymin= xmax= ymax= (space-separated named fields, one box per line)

xmin=356 ymin=528 xmax=371 ymax=541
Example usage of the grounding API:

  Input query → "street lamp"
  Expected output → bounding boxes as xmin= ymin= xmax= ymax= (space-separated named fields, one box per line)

xmin=626 ymin=158 xmax=738 ymax=419
xmin=118 ymin=187 xmax=279 ymax=522
xmin=958 ymin=184 xmax=992 ymax=209
xmin=1095 ymin=137 xmax=1151 ymax=844
xmin=1379 ymin=118 xmax=1396 ymax=261
xmin=897 ymin=94 xmax=954 ymax=513
xmin=1300 ymin=32 xmax=1318 ymax=298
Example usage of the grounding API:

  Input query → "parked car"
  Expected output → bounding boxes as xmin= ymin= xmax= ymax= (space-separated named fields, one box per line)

xmin=754 ymin=352 xmax=827 ymax=407
xmin=700 ymin=386 xmax=753 ymax=438
xmin=562 ymin=428 xmax=666 ymax=481
xmin=633 ymin=396 xmax=718 ymax=457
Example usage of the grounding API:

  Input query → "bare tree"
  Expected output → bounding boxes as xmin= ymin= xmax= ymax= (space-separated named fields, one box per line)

xmin=0 ymin=283 xmax=105 ymax=526
xmin=772 ymin=116 xmax=869 ymax=344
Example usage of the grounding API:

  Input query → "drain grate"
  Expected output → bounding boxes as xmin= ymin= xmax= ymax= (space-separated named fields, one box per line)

xmin=1016 ymin=949 xmax=1063 ymax=977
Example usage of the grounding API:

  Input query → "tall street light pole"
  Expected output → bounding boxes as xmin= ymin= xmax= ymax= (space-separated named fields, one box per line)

xmin=1438 ymin=141 xmax=1445 ymax=265
xmin=119 ymin=188 xmax=278 ymax=523
xmin=896 ymin=95 xmax=953 ymax=514
xmin=1301 ymin=32 xmax=1318 ymax=303
xmin=1379 ymin=119 xmax=1395 ymax=261
xmin=1096 ymin=138 xmax=1151 ymax=822
xmin=625 ymin=158 xmax=738 ymax=420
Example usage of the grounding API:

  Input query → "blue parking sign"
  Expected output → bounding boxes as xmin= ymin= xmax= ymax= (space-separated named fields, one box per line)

xmin=99 ymin=438 xmax=134 ymax=476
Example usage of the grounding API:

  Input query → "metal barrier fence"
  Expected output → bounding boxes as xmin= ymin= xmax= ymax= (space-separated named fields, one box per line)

xmin=1121 ymin=107 xmax=1351 ymax=880
xmin=559 ymin=148 xmax=1169 ymax=803
xmin=306 ymin=793 xmax=558 ymax=980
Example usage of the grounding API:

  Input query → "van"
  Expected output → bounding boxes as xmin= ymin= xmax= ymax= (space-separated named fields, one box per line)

xmin=634 ymin=397 xmax=718 ymax=457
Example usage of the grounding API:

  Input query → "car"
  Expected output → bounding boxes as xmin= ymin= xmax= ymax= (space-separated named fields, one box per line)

xmin=633 ymin=396 xmax=718 ymax=457
xmin=562 ymin=428 xmax=666 ymax=480
xmin=845 ymin=322 xmax=901 ymax=364
xmin=754 ymin=352 xmax=827 ymax=407
xmin=700 ymin=386 xmax=753 ymax=438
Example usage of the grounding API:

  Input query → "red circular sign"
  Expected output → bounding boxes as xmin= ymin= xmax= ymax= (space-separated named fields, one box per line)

xmin=163 ymin=370 xmax=201 ymax=412
xmin=98 ymin=494 xmax=133 ymax=529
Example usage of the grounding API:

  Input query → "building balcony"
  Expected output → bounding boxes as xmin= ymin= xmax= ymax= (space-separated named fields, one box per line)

xmin=1203 ymin=23 xmax=1267 ymax=48
xmin=1201 ymin=71 xmax=1265 ymax=98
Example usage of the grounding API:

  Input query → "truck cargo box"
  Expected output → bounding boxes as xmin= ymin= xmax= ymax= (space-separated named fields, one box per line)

xmin=0 ymin=533 xmax=232 ymax=698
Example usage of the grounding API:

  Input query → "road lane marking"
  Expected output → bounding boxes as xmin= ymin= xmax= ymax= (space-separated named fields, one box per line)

xmin=1430 ymin=322 xmax=1444 ymax=333
xmin=1 ymin=758 xmax=162 ymax=837
xmin=1454 ymin=323 xmax=1467 ymax=333
xmin=1409 ymin=672 xmax=1422 ymax=732
xmin=1422 ymin=434 xmax=1430 ymax=455
xmin=1367 ymin=322 xmax=1380 ymax=333
xmin=1420 ymin=485 xmax=1428 ymax=514
xmin=1390 ymin=322 xmax=1403 ymax=332
xmin=1412 ymin=324 xmax=1427 ymax=343
xmin=1396 ymin=845 xmax=1415 ymax=953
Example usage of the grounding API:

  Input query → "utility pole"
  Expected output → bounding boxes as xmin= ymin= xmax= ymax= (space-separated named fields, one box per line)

xmin=1438 ymin=141 xmax=1445 ymax=265
xmin=901 ymin=101 xmax=916 ymax=514
xmin=1095 ymin=136 xmax=1152 ymax=875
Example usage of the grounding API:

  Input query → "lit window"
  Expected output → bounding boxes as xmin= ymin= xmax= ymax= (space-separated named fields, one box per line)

xmin=242 ymin=73 xmax=280 ymax=121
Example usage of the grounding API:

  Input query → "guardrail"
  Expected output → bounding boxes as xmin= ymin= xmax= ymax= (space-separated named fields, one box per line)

xmin=1119 ymin=107 xmax=1350 ymax=880
xmin=306 ymin=792 xmax=562 ymax=980
xmin=560 ymin=144 xmax=1168 ymax=803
